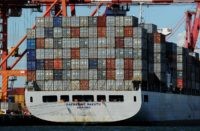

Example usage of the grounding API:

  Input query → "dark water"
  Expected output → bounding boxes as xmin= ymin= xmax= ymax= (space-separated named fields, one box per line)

xmin=0 ymin=126 xmax=200 ymax=131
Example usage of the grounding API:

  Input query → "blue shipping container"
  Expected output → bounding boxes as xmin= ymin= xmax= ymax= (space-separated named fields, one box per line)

xmin=44 ymin=28 xmax=54 ymax=38
xmin=53 ymin=17 xmax=62 ymax=27
xmin=89 ymin=59 xmax=98 ymax=69
xmin=27 ymin=61 xmax=36 ymax=70
xmin=54 ymin=70 xmax=63 ymax=80
xmin=27 ymin=50 xmax=36 ymax=61
xmin=36 ymin=59 xmax=45 ymax=70
xmin=27 ymin=39 xmax=36 ymax=49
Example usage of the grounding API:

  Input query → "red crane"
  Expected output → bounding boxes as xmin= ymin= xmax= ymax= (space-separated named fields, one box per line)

xmin=0 ymin=0 xmax=200 ymax=102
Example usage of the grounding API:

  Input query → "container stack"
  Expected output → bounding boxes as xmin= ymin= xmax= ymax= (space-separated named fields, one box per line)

xmin=153 ymin=33 xmax=166 ymax=90
xmin=27 ymin=16 xmax=139 ymax=91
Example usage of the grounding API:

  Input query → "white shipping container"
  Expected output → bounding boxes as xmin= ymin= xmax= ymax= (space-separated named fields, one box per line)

xmin=116 ymin=59 xmax=124 ymax=69
xmin=116 ymin=70 xmax=124 ymax=80
xmin=106 ymin=16 xmax=115 ymax=26
xmin=62 ymin=17 xmax=71 ymax=27
xmin=54 ymin=81 xmax=63 ymax=91
xmin=80 ymin=38 xmax=89 ymax=48
xmin=89 ymin=27 xmax=97 ymax=37
xmin=133 ymin=70 xmax=147 ymax=81
xmin=36 ymin=17 xmax=45 ymax=27
xmin=89 ymin=80 xmax=98 ymax=90
xmin=63 ymin=80 xmax=71 ymax=90
xmin=89 ymin=48 xmax=98 ymax=58
xmin=36 ymin=27 xmax=44 ymax=38
xmin=89 ymin=69 xmax=97 ymax=80
xmin=80 ymin=59 xmax=88 ymax=69
xmin=98 ymin=59 xmax=106 ymax=69
xmin=71 ymin=80 xmax=80 ymax=90
xmin=124 ymin=37 xmax=133 ymax=47
xmin=70 ymin=17 xmax=79 ymax=27
xmin=80 ymin=70 xmax=88 ymax=80
xmin=98 ymin=38 xmax=107 ymax=47
xmin=98 ymin=80 xmax=107 ymax=90
xmin=98 ymin=48 xmax=107 ymax=58
xmin=71 ymin=38 xmax=79 ymax=48
xmin=71 ymin=70 xmax=79 ymax=80
xmin=80 ymin=48 xmax=88 ymax=58
xmin=45 ymin=17 xmax=53 ymax=27
xmin=27 ymin=29 xmax=35 ymax=38
xmin=133 ymin=60 xmax=147 ymax=70
xmin=107 ymin=27 xmax=115 ymax=37
xmin=62 ymin=49 xmax=71 ymax=59
xmin=62 ymin=38 xmax=71 ymax=48
xmin=124 ymin=80 xmax=133 ymax=91
xmin=62 ymin=28 xmax=71 ymax=38
xmin=45 ymin=70 xmax=53 ymax=80
xmin=106 ymin=48 xmax=115 ymax=58
xmin=36 ymin=49 xmax=45 ymax=59
xmin=44 ymin=49 xmax=54 ymax=59
xmin=80 ymin=16 xmax=88 ymax=27
xmin=124 ymin=16 xmax=133 ymax=26
xmin=53 ymin=27 xmax=62 ymax=38
xmin=89 ymin=38 xmax=97 ymax=48
xmin=54 ymin=49 xmax=62 ymax=59
xmin=115 ymin=80 xmax=124 ymax=91
xmin=36 ymin=81 xmax=45 ymax=90
xmin=115 ymin=16 xmax=124 ymax=26
xmin=115 ymin=27 xmax=124 ymax=37
xmin=71 ymin=59 xmax=79 ymax=69
xmin=80 ymin=27 xmax=89 ymax=38
xmin=116 ymin=49 xmax=124 ymax=58
xmin=36 ymin=70 xmax=45 ymax=80
xmin=124 ymin=48 xmax=133 ymax=58
xmin=62 ymin=70 xmax=71 ymax=79
xmin=107 ymin=38 xmax=115 ymax=47
xmin=107 ymin=80 xmax=116 ymax=90
xmin=45 ymin=38 xmax=54 ymax=48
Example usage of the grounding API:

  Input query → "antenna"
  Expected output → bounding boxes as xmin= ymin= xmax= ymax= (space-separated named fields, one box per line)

xmin=139 ymin=2 xmax=144 ymax=24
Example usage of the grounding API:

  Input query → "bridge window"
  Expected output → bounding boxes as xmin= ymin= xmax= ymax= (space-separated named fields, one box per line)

xmin=60 ymin=95 xmax=69 ymax=102
xmin=72 ymin=95 xmax=94 ymax=102
xmin=30 ymin=97 xmax=33 ymax=103
xmin=144 ymin=95 xmax=148 ymax=102
xmin=134 ymin=96 xmax=137 ymax=102
xmin=43 ymin=95 xmax=57 ymax=102
xmin=109 ymin=95 xmax=124 ymax=102
xmin=97 ymin=95 xmax=106 ymax=102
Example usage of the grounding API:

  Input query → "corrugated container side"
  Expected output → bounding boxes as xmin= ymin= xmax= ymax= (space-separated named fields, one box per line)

xmin=107 ymin=80 xmax=116 ymax=90
xmin=54 ymin=49 xmax=62 ymax=59
xmin=115 ymin=16 xmax=124 ymax=26
xmin=71 ymin=80 xmax=80 ymax=90
xmin=106 ymin=58 xmax=115 ymax=69
xmin=27 ymin=71 xmax=36 ymax=81
xmin=27 ymin=29 xmax=35 ymax=38
xmin=44 ymin=49 xmax=54 ymax=59
xmin=80 ymin=27 xmax=89 ymax=38
xmin=89 ymin=69 xmax=97 ymax=80
xmin=45 ymin=70 xmax=53 ymax=80
xmin=115 ymin=80 xmax=124 ymax=91
xmin=115 ymin=48 xmax=124 ymax=58
xmin=54 ymin=80 xmax=63 ymax=91
xmin=45 ymin=38 xmax=54 ymax=48
xmin=36 ymin=81 xmax=45 ymax=90
xmin=44 ymin=28 xmax=54 ymax=38
xmin=97 ymin=27 xmax=106 ymax=37
xmin=44 ymin=80 xmax=54 ymax=91
xmin=62 ymin=17 xmax=70 ymax=27
xmin=62 ymin=70 xmax=71 ymax=79
xmin=36 ymin=38 xmax=45 ymax=49
xmin=80 ymin=70 xmax=88 ymax=79
xmin=115 ymin=27 xmax=124 ymax=37
xmin=62 ymin=80 xmax=71 ymax=90
xmin=54 ymin=70 xmax=63 ymax=80
xmin=106 ymin=48 xmax=115 ymax=58
xmin=80 ymin=16 xmax=88 ymax=27
xmin=80 ymin=59 xmax=88 ymax=69
xmin=80 ymin=80 xmax=89 ymax=90
xmin=54 ymin=59 xmax=63 ymax=69
xmin=89 ymin=80 xmax=98 ymax=90
xmin=97 ymin=70 xmax=107 ymax=80
xmin=107 ymin=38 xmax=115 ymax=47
xmin=89 ymin=38 xmax=97 ymax=48
xmin=124 ymin=70 xmax=133 ymax=80
xmin=71 ymin=27 xmax=80 ymax=38
xmin=88 ymin=17 xmax=97 ymax=27
xmin=97 ymin=16 xmax=106 ymax=27
xmin=80 ymin=48 xmax=88 ymax=58
xmin=70 ymin=17 xmax=80 ymax=27
xmin=98 ymin=38 xmax=107 ymax=48
xmin=106 ymin=70 xmax=115 ymax=80
xmin=62 ymin=49 xmax=71 ymax=59
xmin=27 ymin=39 xmax=36 ymax=49
xmin=36 ymin=59 xmax=44 ymax=70
xmin=124 ymin=48 xmax=133 ymax=58
xmin=53 ymin=27 xmax=62 ymax=38
xmin=107 ymin=27 xmax=115 ymax=37
xmin=80 ymin=38 xmax=89 ymax=48
xmin=89 ymin=27 xmax=97 ymax=37
xmin=62 ymin=28 xmax=71 ymax=37
xmin=115 ymin=37 xmax=124 ymax=48
xmin=71 ymin=59 xmax=80 ymax=69
xmin=45 ymin=59 xmax=54 ymax=69
xmin=124 ymin=80 xmax=133 ymax=90
xmin=97 ymin=80 xmax=107 ymax=90
xmin=106 ymin=16 xmax=115 ymax=26
xmin=124 ymin=59 xmax=133 ymax=70
xmin=53 ymin=17 xmax=62 ymax=27
xmin=45 ymin=17 xmax=53 ymax=27
xmin=71 ymin=48 xmax=80 ymax=59
xmin=36 ymin=27 xmax=44 ymax=38
xmin=36 ymin=17 xmax=45 ymax=27
xmin=98 ymin=48 xmax=107 ymax=58
xmin=89 ymin=48 xmax=97 ymax=58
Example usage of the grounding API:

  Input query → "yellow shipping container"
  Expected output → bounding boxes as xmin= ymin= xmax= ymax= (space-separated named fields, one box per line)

xmin=14 ymin=95 xmax=25 ymax=104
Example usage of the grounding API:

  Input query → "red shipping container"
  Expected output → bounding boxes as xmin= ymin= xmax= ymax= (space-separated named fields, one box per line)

xmin=54 ymin=59 xmax=63 ymax=69
xmin=71 ymin=27 xmax=80 ymax=38
xmin=115 ymin=37 xmax=124 ymax=48
xmin=80 ymin=80 xmax=89 ymax=90
xmin=45 ymin=59 xmax=54 ymax=69
xmin=154 ymin=33 xmax=165 ymax=43
xmin=97 ymin=16 xmax=106 ymax=27
xmin=124 ymin=70 xmax=133 ymax=80
xmin=71 ymin=48 xmax=80 ymax=59
xmin=106 ymin=70 xmax=115 ymax=80
xmin=124 ymin=59 xmax=133 ymax=70
xmin=106 ymin=58 xmax=115 ymax=69
xmin=27 ymin=71 xmax=36 ymax=81
xmin=36 ymin=38 xmax=45 ymax=49
xmin=9 ymin=88 xmax=25 ymax=95
xmin=124 ymin=27 xmax=133 ymax=37
xmin=97 ymin=27 xmax=106 ymax=37
xmin=177 ymin=78 xmax=183 ymax=90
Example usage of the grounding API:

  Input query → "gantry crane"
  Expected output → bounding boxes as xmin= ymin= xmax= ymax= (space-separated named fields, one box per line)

xmin=0 ymin=0 xmax=200 ymax=102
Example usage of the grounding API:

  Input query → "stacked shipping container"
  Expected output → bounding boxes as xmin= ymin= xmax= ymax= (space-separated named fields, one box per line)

xmin=27 ymin=16 xmax=200 ymax=93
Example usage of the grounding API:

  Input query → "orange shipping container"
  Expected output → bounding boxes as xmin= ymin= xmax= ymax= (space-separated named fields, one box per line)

xmin=54 ymin=59 xmax=63 ymax=69
xmin=36 ymin=38 xmax=45 ymax=48
xmin=106 ymin=70 xmax=115 ymax=80
xmin=177 ymin=78 xmax=183 ymax=90
xmin=124 ymin=70 xmax=133 ymax=80
xmin=80 ymin=80 xmax=89 ymax=90
xmin=124 ymin=59 xmax=133 ymax=70
xmin=27 ymin=71 xmax=36 ymax=81
xmin=71 ymin=27 xmax=80 ymax=38
xmin=97 ymin=16 xmax=106 ymax=27
xmin=97 ymin=27 xmax=106 ymax=37
xmin=154 ymin=33 xmax=165 ymax=43
xmin=106 ymin=58 xmax=115 ymax=69
xmin=14 ymin=95 xmax=25 ymax=103
xmin=71 ymin=48 xmax=80 ymax=59
xmin=124 ymin=27 xmax=133 ymax=37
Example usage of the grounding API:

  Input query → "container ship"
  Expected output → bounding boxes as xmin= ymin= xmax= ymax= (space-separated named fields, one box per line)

xmin=24 ymin=10 xmax=200 ymax=123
